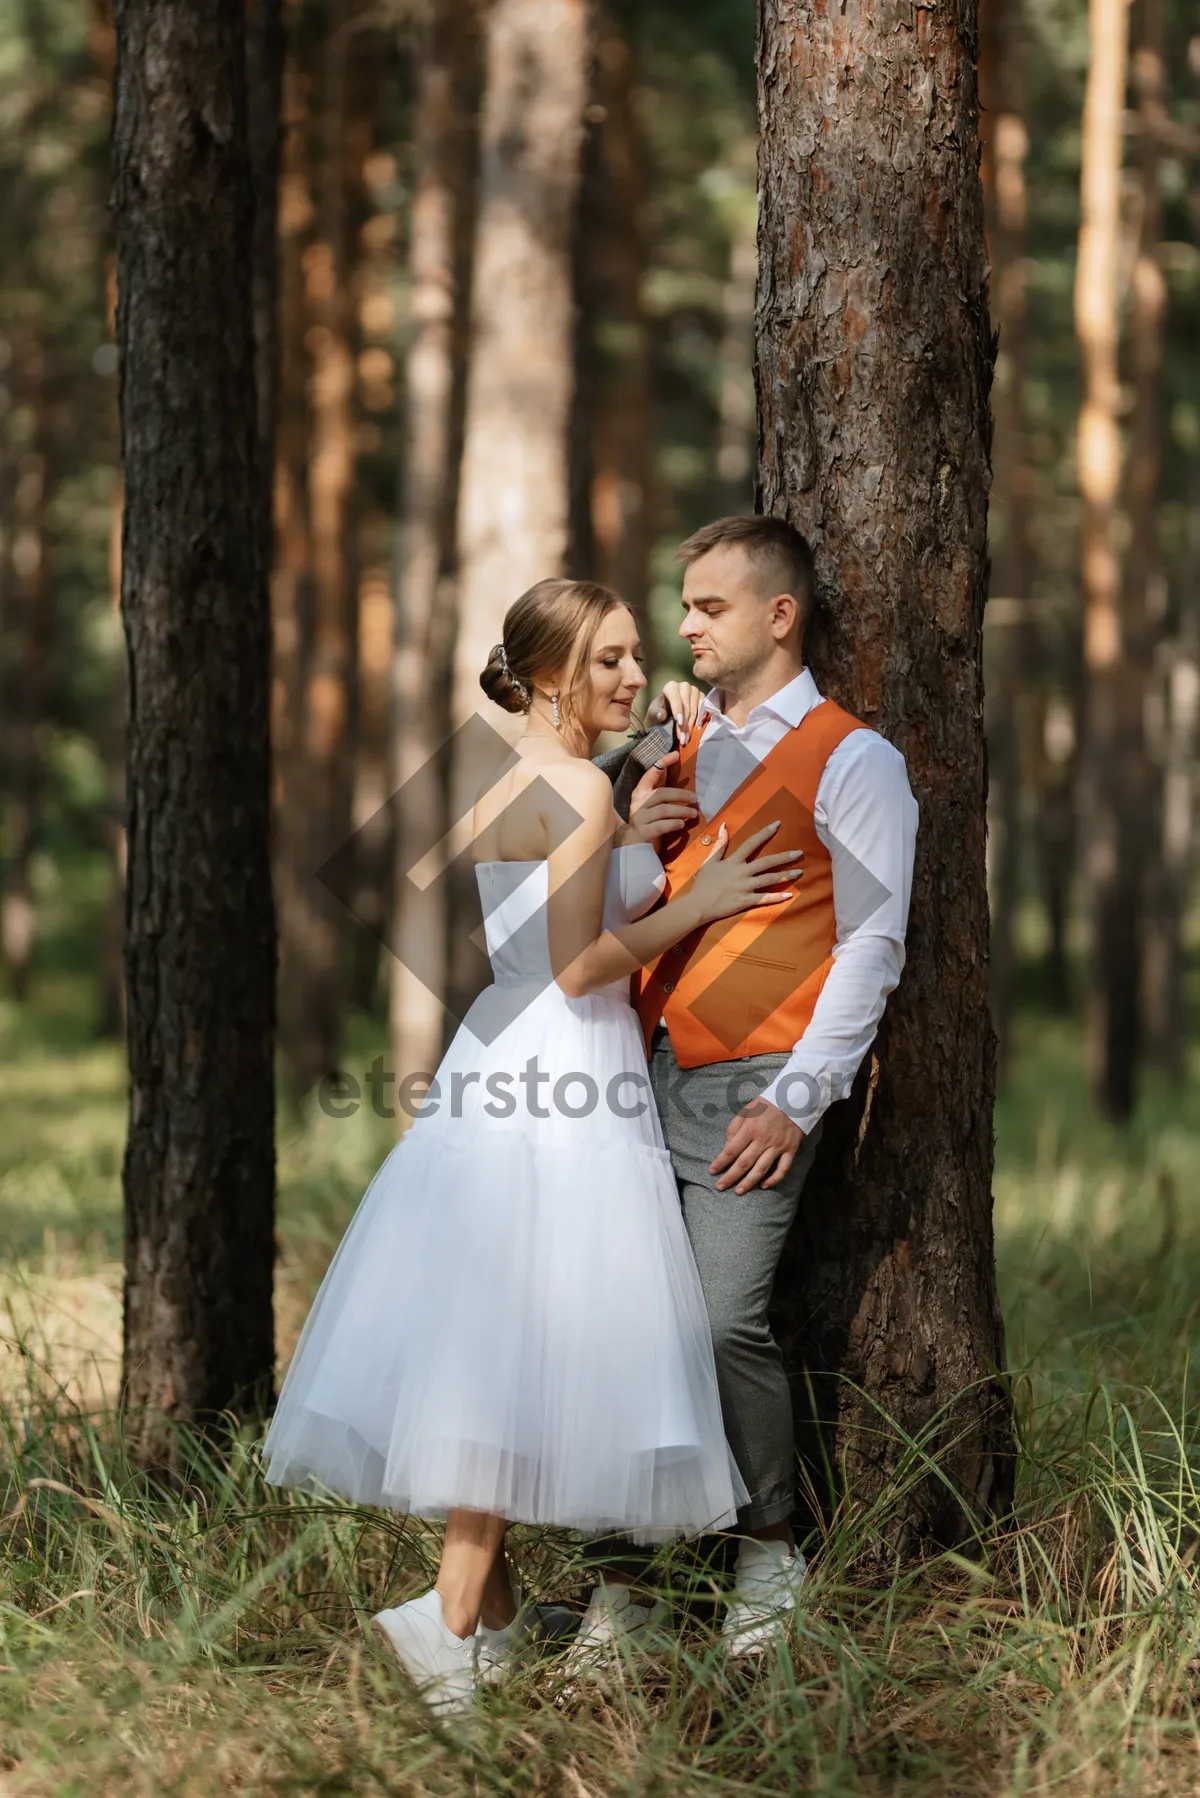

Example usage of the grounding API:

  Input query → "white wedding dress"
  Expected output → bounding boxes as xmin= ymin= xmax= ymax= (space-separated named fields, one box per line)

xmin=263 ymin=841 xmax=747 ymax=1541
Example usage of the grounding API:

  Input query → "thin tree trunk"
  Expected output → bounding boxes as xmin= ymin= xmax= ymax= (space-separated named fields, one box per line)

xmin=97 ymin=253 xmax=127 ymax=1042
xmin=343 ymin=172 xmax=402 ymax=1015
xmin=569 ymin=11 xmax=654 ymax=652
xmin=348 ymin=553 xmax=393 ymax=1011
xmin=247 ymin=0 xmax=285 ymax=580
xmin=289 ymin=11 xmax=357 ymax=1096
xmin=757 ymin=0 xmax=1013 ymax=1549
xmin=1124 ymin=0 xmax=1170 ymax=1076
xmin=389 ymin=0 xmax=481 ymax=1097
xmin=114 ymin=0 xmax=276 ymax=1447
xmin=980 ymin=0 xmax=1037 ymax=1078
xmin=447 ymin=0 xmax=590 ymax=1030
xmin=454 ymin=0 xmax=589 ymax=687
xmin=271 ymin=25 xmax=316 ymax=1093
xmin=716 ymin=220 xmax=758 ymax=517
xmin=1144 ymin=463 xmax=1200 ymax=1080
xmin=1077 ymin=0 xmax=1136 ymax=1120
xmin=1034 ymin=692 xmax=1079 ymax=1014
xmin=278 ymin=3 xmax=375 ymax=1096
xmin=0 ymin=334 xmax=52 ymax=1001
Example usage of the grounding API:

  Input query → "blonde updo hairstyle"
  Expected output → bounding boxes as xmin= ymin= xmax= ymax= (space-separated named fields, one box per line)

xmin=479 ymin=577 xmax=624 ymax=728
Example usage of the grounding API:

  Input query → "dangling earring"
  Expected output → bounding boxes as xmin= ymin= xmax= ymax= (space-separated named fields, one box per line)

xmin=551 ymin=691 xmax=561 ymax=730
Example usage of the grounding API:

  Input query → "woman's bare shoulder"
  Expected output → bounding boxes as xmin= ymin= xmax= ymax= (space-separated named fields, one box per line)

xmin=553 ymin=756 xmax=615 ymax=803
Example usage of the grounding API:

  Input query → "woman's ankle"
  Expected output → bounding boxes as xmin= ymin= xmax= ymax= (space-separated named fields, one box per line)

xmin=478 ymin=1567 xmax=518 ymax=1631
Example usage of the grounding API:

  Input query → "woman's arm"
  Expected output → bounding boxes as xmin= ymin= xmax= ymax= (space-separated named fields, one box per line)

xmin=546 ymin=762 xmax=803 ymax=1000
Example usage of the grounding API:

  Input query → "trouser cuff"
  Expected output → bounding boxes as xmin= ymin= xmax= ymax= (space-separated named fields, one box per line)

xmin=736 ymin=1494 xmax=796 ymax=1532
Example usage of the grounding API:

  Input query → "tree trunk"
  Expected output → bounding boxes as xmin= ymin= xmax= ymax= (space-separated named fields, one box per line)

xmin=716 ymin=218 xmax=758 ymax=517
xmin=389 ymin=0 xmax=481 ymax=1096
xmin=447 ymin=0 xmax=590 ymax=1030
xmin=1076 ymin=0 xmax=1135 ymax=1121
xmin=247 ymin=0 xmax=285 ymax=580
xmin=114 ymin=0 xmax=276 ymax=1446
xmin=453 ymin=0 xmax=589 ymax=694
xmin=980 ymin=0 xmax=1037 ymax=1079
xmin=1123 ymin=0 xmax=1169 ymax=1077
xmin=568 ymin=10 xmax=655 ymax=653
xmin=278 ymin=2 xmax=376 ymax=1097
xmin=97 ymin=255 xmax=127 ymax=1043
xmin=349 ymin=553 xmax=393 ymax=1012
xmin=1144 ymin=432 xmax=1200 ymax=1080
xmin=0 ymin=333 xmax=52 ymax=1001
xmin=1036 ymin=686 xmax=1079 ymax=1014
xmin=756 ymin=0 xmax=1012 ymax=1550
xmin=271 ymin=22 xmax=316 ymax=1096
xmin=285 ymin=9 xmax=358 ymax=1096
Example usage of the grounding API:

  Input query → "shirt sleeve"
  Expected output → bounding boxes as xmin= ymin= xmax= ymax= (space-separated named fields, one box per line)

xmin=759 ymin=729 xmax=918 ymax=1133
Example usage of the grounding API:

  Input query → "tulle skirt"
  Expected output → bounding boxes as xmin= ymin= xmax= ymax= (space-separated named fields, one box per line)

xmin=262 ymin=979 xmax=746 ymax=1540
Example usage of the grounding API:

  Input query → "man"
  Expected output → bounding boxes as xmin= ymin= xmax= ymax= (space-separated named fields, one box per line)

xmin=583 ymin=513 xmax=917 ymax=1661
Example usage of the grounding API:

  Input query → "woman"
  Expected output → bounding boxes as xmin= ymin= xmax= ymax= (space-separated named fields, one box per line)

xmin=262 ymin=579 xmax=803 ymax=1711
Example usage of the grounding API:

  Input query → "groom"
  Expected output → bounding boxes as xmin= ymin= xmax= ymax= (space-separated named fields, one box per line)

xmin=591 ymin=514 xmax=917 ymax=1658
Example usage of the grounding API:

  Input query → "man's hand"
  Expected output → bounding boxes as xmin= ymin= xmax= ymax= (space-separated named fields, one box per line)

xmin=710 ymin=1099 xmax=803 ymax=1195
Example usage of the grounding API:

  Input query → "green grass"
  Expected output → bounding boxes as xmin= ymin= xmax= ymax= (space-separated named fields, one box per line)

xmin=4 ymin=983 xmax=1200 ymax=1795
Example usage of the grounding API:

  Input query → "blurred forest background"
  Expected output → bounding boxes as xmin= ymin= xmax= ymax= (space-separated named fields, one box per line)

xmin=4 ymin=3 xmax=1200 ymax=1790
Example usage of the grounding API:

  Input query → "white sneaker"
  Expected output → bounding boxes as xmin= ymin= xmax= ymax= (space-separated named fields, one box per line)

xmin=721 ymin=1540 xmax=807 ymax=1659
xmin=562 ymin=1582 xmax=667 ymax=1680
xmin=369 ymin=1589 xmax=478 ymax=1714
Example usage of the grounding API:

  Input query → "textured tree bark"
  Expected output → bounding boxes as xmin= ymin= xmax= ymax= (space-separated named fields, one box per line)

xmin=979 ymin=0 xmax=1037 ymax=1080
xmin=569 ymin=10 xmax=655 ymax=654
xmin=1076 ymin=0 xmax=1135 ymax=1120
xmin=447 ymin=0 xmax=589 ymax=1027
xmin=390 ymin=0 xmax=482 ymax=1097
xmin=757 ymin=0 xmax=1013 ymax=1550
xmin=114 ymin=0 xmax=276 ymax=1446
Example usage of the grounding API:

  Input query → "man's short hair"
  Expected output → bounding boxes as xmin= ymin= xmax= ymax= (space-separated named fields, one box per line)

xmin=677 ymin=514 xmax=816 ymax=633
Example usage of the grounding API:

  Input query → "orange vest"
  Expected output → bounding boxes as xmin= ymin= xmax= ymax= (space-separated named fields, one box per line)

xmin=634 ymin=698 xmax=865 ymax=1067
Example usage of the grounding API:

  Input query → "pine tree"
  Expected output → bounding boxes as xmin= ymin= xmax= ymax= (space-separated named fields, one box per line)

xmin=114 ymin=0 xmax=277 ymax=1449
xmin=757 ymin=0 xmax=1013 ymax=1546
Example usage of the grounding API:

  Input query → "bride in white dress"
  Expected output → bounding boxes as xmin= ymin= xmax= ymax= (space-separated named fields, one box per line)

xmin=262 ymin=577 xmax=803 ymax=1709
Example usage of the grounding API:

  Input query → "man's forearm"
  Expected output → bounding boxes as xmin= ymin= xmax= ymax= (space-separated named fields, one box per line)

xmin=758 ymin=933 xmax=905 ymax=1131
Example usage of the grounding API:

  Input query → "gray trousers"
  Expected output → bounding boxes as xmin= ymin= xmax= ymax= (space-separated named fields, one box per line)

xmin=649 ymin=1029 xmax=822 ymax=1532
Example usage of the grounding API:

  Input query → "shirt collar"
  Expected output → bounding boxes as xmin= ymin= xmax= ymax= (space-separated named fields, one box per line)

xmin=698 ymin=667 xmax=822 ymax=732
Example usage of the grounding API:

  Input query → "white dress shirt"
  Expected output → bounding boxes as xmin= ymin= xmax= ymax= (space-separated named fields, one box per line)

xmin=684 ymin=668 xmax=918 ymax=1134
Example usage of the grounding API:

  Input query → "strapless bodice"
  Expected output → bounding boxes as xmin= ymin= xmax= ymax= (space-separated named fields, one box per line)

xmin=474 ymin=842 xmax=665 ymax=993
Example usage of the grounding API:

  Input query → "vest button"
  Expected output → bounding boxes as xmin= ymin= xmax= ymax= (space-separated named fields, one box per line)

xmin=672 ymin=945 xmax=684 ymax=956
xmin=663 ymin=981 xmax=675 ymax=994
xmin=700 ymin=833 xmax=712 ymax=845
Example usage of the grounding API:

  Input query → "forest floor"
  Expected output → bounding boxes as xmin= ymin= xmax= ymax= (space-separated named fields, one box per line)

xmin=3 ymin=975 xmax=1200 ymax=1796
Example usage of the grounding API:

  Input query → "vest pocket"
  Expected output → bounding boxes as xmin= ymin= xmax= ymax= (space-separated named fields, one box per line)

xmin=717 ymin=945 xmax=798 ymax=974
